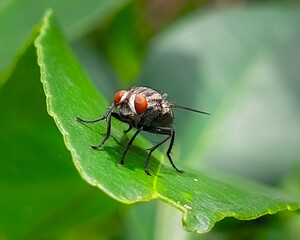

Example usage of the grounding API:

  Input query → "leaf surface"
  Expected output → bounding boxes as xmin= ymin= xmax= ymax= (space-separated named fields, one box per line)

xmin=34 ymin=11 xmax=300 ymax=233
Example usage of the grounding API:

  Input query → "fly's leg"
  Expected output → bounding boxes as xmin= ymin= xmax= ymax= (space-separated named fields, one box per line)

xmin=143 ymin=127 xmax=183 ymax=176
xmin=124 ymin=125 xmax=133 ymax=133
xmin=165 ymin=129 xmax=184 ymax=173
xmin=76 ymin=116 xmax=105 ymax=123
xmin=120 ymin=128 xmax=142 ymax=166
xmin=144 ymin=133 xmax=170 ymax=176
xmin=76 ymin=104 xmax=124 ymax=149
xmin=90 ymin=113 xmax=112 ymax=149
xmin=76 ymin=104 xmax=114 ymax=123
xmin=90 ymin=112 xmax=124 ymax=149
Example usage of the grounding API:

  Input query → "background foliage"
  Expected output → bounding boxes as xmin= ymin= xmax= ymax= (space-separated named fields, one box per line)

xmin=1 ymin=0 xmax=300 ymax=240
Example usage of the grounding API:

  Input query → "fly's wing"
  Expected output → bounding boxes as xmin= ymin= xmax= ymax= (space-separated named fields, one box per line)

xmin=146 ymin=107 xmax=174 ymax=127
xmin=170 ymin=103 xmax=210 ymax=115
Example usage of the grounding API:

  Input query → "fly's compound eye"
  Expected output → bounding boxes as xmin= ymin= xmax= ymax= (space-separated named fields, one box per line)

xmin=134 ymin=94 xmax=147 ymax=114
xmin=114 ymin=90 xmax=126 ymax=106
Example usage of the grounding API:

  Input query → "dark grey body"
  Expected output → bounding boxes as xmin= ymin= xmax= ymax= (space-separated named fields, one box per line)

xmin=114 ymin=87 xmax=174 ymax=128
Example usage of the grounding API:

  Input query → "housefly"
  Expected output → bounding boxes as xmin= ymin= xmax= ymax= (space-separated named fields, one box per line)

xmin=76 ymin=86 xmax=209 ymax=176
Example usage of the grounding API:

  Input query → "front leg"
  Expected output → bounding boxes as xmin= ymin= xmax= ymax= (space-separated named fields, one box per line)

xmin=76 ymin=103 xmax=114 ymax=123
xmin=91 ymin=112 xmax=113 ymax=149
xmin=90 ymin=112 xmax=123 ymax=149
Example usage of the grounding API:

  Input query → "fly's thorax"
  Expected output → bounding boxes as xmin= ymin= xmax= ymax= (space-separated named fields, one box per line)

xmin=140 ymin=98 xmax=174 ymax=127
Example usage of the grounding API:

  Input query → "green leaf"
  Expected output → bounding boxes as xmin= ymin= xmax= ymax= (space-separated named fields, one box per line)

xmin=139 ymin=6 xmax=300 ymax=183
xmin=33 ymin=10 xmax=299 ymax=233
xmin=0 ymin=16 xmax=122 ymax=240
xmin=0 ymin=0 xmax=129 ymax=76
xmin=36 ymin=10 xmax=159 ymax=203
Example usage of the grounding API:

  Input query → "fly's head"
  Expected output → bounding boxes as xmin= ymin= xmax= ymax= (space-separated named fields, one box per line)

xmin=113 ymin=89 xmax=148 ymax=121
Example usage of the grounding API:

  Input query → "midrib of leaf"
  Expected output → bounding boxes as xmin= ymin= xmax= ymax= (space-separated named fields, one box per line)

xmin=152 ymin=152 xmax=188 ymax=214
xmin=152 ymin=155 xmax=163 ymax=196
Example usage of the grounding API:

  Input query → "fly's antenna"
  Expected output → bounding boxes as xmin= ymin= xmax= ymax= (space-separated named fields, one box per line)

xmin=170 ymin=104 xmax=210 ymax=115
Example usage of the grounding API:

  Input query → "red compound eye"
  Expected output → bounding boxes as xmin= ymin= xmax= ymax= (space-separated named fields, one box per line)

xmin=134 ymin=94 xmax=147 ymax=114
xmin=114 ymin=90 xmax=126 ymax=106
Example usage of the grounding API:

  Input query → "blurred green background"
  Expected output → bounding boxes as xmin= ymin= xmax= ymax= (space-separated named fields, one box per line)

xmin=1 ymin=0 xmax=300 ymax=239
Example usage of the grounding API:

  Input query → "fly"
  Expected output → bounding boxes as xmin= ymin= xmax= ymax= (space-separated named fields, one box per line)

xmin=76 ymin=86 xmax=209 ymax=176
